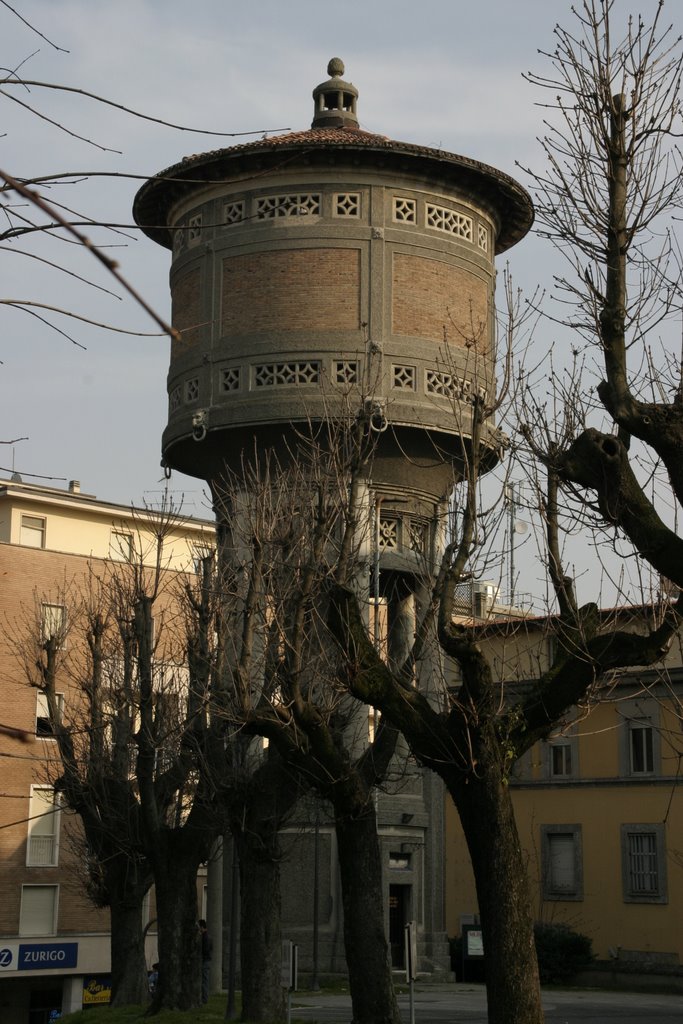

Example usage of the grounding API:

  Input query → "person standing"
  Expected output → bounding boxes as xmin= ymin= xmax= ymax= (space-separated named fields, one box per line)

xmin=199 ymin=919 xmax=212 ymax=1003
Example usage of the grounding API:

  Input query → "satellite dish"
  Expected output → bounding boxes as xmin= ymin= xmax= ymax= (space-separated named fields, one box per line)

xmin=513 ymin=521 xmax=528 ymax=535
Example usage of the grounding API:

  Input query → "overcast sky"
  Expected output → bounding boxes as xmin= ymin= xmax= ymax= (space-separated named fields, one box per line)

xmin=1 ymin=0 xmax=674 ymax=605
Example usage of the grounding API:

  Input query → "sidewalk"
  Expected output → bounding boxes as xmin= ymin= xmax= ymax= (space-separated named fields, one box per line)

xmin=291 ymin=981 xmax=683 ymax=1023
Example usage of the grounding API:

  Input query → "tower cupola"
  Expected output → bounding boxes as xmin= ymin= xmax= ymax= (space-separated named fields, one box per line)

xmin=312 ymin=58 xmax=359 ymax=129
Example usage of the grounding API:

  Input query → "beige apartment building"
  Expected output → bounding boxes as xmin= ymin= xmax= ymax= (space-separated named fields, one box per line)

xmin=0 ymin=477 xmax=213 ymax=1024
xmin=445 ymin=608 xmax=683 ymax=977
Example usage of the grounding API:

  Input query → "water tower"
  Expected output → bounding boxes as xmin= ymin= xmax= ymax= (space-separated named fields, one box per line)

xmin=134 ymin=58 xmax=533 ymax=973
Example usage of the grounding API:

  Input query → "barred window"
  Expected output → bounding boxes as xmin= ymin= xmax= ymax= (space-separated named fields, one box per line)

xmin=621 ymin=824 xmax=667 ymax=903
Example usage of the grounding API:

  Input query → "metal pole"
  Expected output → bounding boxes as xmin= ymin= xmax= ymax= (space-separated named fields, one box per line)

xmin=224 ymin=839 xmax=239 ymax=1020
xmin=310 ymin=802 xmax=320 ymax=990
xmin=508 ymin=483 xmax=515 ymax=606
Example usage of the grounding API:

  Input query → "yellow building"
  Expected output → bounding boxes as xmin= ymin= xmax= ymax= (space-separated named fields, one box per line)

xmin=0 ymin=477 xmax=213 ymax=1023
xmin=445 ymin=610 xmax=683 ymax=975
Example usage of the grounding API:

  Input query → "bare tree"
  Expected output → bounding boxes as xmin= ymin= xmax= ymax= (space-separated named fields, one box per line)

xmin=211 ymin=415 xmax=404 ymax=1024
xmin=11 ymin=508 xmax=227 ymax=1010
xmin=16 ymin=573 xmax=153 ymax=1007
xmin=325 ymin=8 xmax=683 ymax=1024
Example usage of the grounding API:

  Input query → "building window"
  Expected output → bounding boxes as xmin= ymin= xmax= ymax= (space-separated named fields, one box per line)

xmin=629 ymin=722 xmax=654 ymax=774
xmin=40 ymin=604 xmax=67 ymax=648
xmin=545 ymin=730 xmax=578 ymax=780
xmin=20 ymin=514 xmax=46 ymax=548
xmin=109 ymin=530 xmax=134 ymax=562
xmin=19 ymin=885 xmax=58 ymax=936
xmin=621 ymin=824 xmax=667 ymax=903
xmin=541 ymin=825 xmax=583 ymax=900
xmin=550 ymin=743 xmax=572 ymax=776
xmin=619 ymin=701 xmax=659 ymax=777
xmin=36 ymin=691 xmax=63 ymax=738
xmin=27 ymin=787 xmax=60 ymax=867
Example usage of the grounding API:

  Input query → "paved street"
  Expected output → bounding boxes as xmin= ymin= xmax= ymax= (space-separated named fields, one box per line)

xmin=291 ymin=983 xmax=683 ymax=1023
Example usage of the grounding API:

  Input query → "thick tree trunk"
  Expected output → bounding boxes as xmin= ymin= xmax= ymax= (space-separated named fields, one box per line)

xmin=148 ymin=847 xmax=203 ymax=1012
xmin=236 ymin=828 xmax=286 ymax=1024
xmin=335 ymin=799 xmax=401 ymax=1024
xmin=108 ymin=864 xmax=151 ymax=1007
xmin=449 ymin=766 xmax=543 ymax=1024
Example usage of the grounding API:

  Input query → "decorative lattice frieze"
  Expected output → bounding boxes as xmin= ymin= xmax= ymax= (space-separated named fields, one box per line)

xmin=335 ymin=193 xmax=360 ymax=217
xmin=392 ymin=364 xmax=416 ymax=391
xmin=169 ymin=385 xmax=182 ymax=412
xmin=219 ymin=367 xmax=241 ymax=392
xmin=378 ymin=516 xmax=399 ymax=551
xmin=173 ymin=228 xmax=186 ymax=257
xmin=426 ymin=369 xmax=486 ymax=404
xmin=408 ymin=519 xmax=426 ymax=553
xmin=223 ymin=201 xmax=245 ymax=226
xmin=253 ymin=361 xmax=321 ymax=387
xmin=477 ymin=223 xmax=489 ymax=252
xmin=393 ymin=197 xmax=417 ymax=224
xmin=333 ymin=360 xmax=359 ymax=385
xmin=188 ymin=214 xmax=203 ymax=244
xmin=256 ymin=193 xmax=321 ymax=219
xmin=425 ymin=203 xmax=473 ymax=240
xmin=184 ymin=378 xmax=200 ymax=402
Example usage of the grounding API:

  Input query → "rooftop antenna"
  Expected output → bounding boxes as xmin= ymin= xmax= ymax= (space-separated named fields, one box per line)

xmin=10 ymin=447 xmax=22 ymax=483
xmin=505 ymin=482 xmax=528 ymax=606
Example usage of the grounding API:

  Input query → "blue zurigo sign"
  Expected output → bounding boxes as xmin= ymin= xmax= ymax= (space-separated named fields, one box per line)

xmin=18 ymin=943 xmax=78 ymax=970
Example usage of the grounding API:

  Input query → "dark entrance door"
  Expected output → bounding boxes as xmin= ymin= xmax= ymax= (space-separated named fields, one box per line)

xmin=389 ymin=884 xmax=410 ymax=968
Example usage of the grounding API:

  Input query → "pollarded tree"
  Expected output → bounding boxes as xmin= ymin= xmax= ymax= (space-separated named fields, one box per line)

xmin=212 ymin=417 xmax=403 ymax=1024
xmin=329 ymin=6 xmax=683 ymax=1024
xmin=14 ymin=510 xmax=224 ymax=1011
xmin=19 ymin=573 xmax=155 ymax=1007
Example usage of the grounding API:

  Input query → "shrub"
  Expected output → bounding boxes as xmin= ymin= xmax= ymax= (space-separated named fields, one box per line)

xmin=534 ymin=921 xmax=594 ymax=984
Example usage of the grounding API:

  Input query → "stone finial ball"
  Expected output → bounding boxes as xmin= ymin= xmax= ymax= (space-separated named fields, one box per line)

xmin=327 ymin=57 xmax=345 ymax=77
